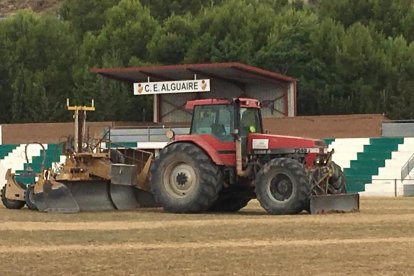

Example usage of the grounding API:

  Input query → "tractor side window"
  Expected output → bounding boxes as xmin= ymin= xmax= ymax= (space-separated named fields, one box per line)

xmin=240 ymin=108 xmax=262 ymax=136
xmin=191 ymin=105 xmax=234 ymax=141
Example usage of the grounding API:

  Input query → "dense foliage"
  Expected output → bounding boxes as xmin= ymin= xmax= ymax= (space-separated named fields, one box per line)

xmin=0 ymin=0 xmax=413 ymax=123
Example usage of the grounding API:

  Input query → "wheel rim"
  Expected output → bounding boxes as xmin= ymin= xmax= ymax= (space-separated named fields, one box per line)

xmin=267 ymin=173 xmax=293 ymax=202
xmin=164 ymin=162 xmax=197 ymax=198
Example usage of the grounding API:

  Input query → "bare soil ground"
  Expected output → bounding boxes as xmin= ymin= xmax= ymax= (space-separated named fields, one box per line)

xmin=1 ymin=197 xmax=414 ymax=275
xmin=0 ymin=0 xmax=61 ymax=16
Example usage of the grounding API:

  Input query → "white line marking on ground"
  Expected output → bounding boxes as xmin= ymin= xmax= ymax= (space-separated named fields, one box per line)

xmin=1 ymin=237 xmax=414 ymax=254
xmin=1 ymin=213 xmax=414 ymax=231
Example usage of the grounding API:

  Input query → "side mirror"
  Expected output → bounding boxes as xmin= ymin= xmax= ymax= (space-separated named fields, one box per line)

xmin=232 ymin=128 xmax=240 ymax=139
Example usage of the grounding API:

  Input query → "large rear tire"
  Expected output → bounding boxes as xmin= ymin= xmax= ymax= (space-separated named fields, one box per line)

xmin=208 ymin=193 xmax=251 ymax=212
xmin=255 ymin=158 xmax=310 ymax=215
xmin=1 ymin=186 xmax=25 ymax=209
xmin=150 ymin=143 xmax=222 ymax=213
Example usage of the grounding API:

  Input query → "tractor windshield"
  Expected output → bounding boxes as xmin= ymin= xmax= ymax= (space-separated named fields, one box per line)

xmin=191 ymin=104 xmax=234 ymax=141
xmin=240 ymin=108 xmax=262 ymax=136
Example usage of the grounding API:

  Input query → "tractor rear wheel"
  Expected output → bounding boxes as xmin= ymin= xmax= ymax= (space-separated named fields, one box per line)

xmin=208 ymin=193 xmax=251 ymax=212
xmin=1 ymin=186 xmax=25 ymax=209
xmin=328 ymin=162 xmax=346 ymax=194
xmin=150 ymin=143 xmax=222 ymax=213
xmin=25 ymin=184 xmax=37 ymax=210
xmin=255 ymin=158 xmax=309 ymax=215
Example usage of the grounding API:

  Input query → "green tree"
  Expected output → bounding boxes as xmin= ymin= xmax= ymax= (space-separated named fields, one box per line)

xmin=72 ymin=0 xmax=159 ymax=122
xmin=140 ymin=0 xmax=223 ymax=22
xmin=147 ymin=14 xmax=197 ymax=64
xmin=383 ymin=37 xmax=414 ymax=119
xmin=306 ymin=18 xmax=349 ymax=115
xmin=254 ymin=8 xmax=320 ymax=114
xmin=0 ymin=20 xmax=14 ymax=123
xmin=11 ymin=69 xmax=50 ymax=122
xmin=186 ymin=0 xmax=275 ymax=63
xmin=317 ymin=0 xmax=414 ymax=41
xmin=335 ymin=23 xmax=388 ymax=114
xmin=82 ymin=0 xmax=159 ymax=67
xmin=60 ymin=0 xmax=121 ymax=37
xmin=0 ymin=11 xmax=77 ymax=123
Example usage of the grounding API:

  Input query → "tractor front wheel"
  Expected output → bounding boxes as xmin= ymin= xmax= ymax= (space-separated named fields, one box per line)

xmin=255 ymin=158 xmax=310 ymax=215
xmin=150 ymin=143 xmax=222 ymax=213
xmin=1 ymin=186 xmax=25 ymax=209
xmin=328 ymin=162 xmax=346 ymax=194
xmin=25 ymin=184 xmax=38 ymax=210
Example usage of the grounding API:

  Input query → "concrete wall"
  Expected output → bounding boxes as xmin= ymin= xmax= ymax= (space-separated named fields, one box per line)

xmin=0 ymin=114 xmax=385 ymax=144
xmin=263 ymin=114 xmax=385 ymax=139
xmin=0 ymin=121 xmax=170 ymax=144
xmin=382 ymin=122 xmax=414 ymax=137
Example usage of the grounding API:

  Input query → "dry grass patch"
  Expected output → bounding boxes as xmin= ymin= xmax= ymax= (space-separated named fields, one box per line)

xmin=0 ymin=197 xmax=414 ymax=275
xmin=1 ymin=241 xmax=414 ymax=275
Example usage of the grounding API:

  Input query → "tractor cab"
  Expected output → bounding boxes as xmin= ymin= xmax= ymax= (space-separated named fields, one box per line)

xmin=187 ymin=98 xmax=262 ymax=142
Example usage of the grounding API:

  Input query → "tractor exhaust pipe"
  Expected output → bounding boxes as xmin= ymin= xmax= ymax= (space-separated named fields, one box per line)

xmin=235 ymin=133 xmax=247 ymax=177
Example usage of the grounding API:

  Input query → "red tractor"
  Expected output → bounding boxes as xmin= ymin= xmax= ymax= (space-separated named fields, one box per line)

xmin=150 ymin=98 xmax=359 ymax=214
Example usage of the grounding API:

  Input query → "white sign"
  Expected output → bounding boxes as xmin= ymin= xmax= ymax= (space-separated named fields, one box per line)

xmin=252 ymin=139 xmax=269 ymax=150
xmin=134 ymin=79 xmax=210 ymax=95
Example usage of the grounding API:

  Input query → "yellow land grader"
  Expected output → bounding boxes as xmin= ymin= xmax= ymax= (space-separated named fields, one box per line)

xmin=1 ymin=100 xmax=157 ymax=212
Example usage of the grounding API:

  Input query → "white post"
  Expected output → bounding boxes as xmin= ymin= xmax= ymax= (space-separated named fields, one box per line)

xmin=153 ymin=94 xmax=159 ymax=123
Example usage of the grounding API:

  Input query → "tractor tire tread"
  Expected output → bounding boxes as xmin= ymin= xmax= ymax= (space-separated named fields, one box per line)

xmin=1 ymin=186 xmax=25 ymax=209
xmin=25 ymin=185 xmax=38 ymax=210
xmin=256 ymin=158 xmax=310 ymax=215
xmin=150 ymin=142 xmax=222 ymax=213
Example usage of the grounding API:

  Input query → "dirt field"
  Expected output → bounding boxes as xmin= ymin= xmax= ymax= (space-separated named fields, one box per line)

xmin=1 ymin=197 xmax=414 ymax=275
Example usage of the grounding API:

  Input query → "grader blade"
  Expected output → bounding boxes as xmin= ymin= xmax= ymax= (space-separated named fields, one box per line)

xmin=109 ymin=163 xmax=158 ymax=209
xmin=109 ymin=185 xmax=140 ymax=210
xmin=59 ymin=181 xmax=116 ymax=212
xmin=109 ymin=163 xmax=139 ymax=210
xmin=310 ymin=193 xmax=360 ymax=214
xmin=33 ymin=191 xmax=48 ymax=212
xmin=134 ymin=189 xmax=158 ymax=207
xmin=38 ymin=179 xmax=153 ymax=212
xmin=40 ymin=180 xmax=80 ymax=213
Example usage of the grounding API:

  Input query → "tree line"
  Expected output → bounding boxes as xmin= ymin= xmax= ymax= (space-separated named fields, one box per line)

xmin=0 ymin=0 xmax=413 ymax=123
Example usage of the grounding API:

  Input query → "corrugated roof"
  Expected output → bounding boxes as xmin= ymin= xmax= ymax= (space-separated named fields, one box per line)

xmin=91 ymin=62 xmax=295 ymax=85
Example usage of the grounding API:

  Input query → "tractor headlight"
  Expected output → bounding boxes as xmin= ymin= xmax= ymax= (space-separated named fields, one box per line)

xmin=165 ymin=129 xmax=175 ymax=140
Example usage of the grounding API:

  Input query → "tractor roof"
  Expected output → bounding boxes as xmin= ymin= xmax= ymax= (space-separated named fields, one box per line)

xmin=185 ymin=98 xmax=260 ymax=110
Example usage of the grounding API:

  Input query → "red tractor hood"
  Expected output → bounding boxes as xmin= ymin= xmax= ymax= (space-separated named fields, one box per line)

xmin=247 ymin=133 xmax=326 ymax=152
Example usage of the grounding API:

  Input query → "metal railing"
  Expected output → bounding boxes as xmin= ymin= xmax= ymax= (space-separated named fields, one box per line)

xmin=401 ymin=153 xmax=414 ymax=181
xmin=105 ymin=125 xmax=190 ymax=144
xmin=349 ymin=178 xmax=414 ymax=197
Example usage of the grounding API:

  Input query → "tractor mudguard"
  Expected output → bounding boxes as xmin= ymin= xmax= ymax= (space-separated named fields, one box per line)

xmin=168 ymin=137 xmax=227 ymax=166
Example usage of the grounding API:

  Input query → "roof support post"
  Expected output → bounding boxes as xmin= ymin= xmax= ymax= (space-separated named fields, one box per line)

xmin=153 ymin=94 xmax=160 ymax=123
